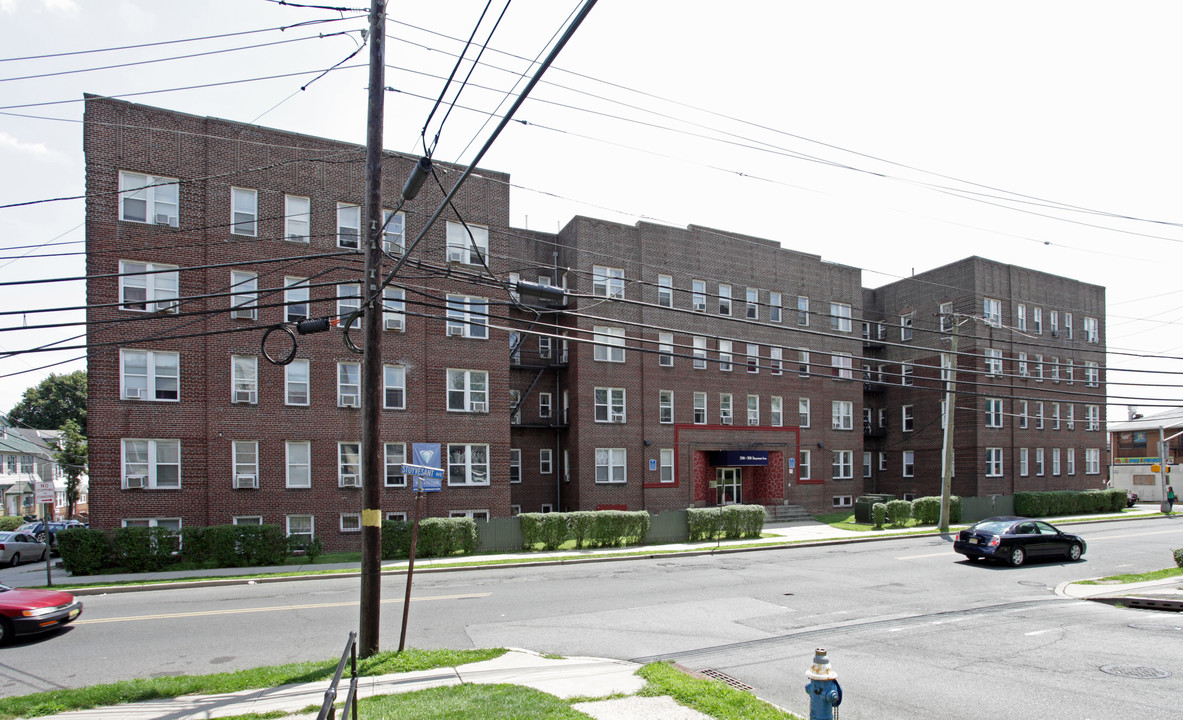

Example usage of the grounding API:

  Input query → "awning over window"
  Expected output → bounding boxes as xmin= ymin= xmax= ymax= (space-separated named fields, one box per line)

xmin=709 ymin=450 xmax=769 ymax=466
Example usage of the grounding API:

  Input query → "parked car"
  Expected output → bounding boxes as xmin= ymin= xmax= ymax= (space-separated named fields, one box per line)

xmin=0 ymin=532 xmax=48 ymax=566
xmin=954 ymin=516 xmax=1087 ymax=566
xmin=0 ymin=584 xmax=82 ymax=645
xmin=15 ymin=520 xmax=85 ymax=553
xmin=1126 ymin=492 xmax=1139 ymax=508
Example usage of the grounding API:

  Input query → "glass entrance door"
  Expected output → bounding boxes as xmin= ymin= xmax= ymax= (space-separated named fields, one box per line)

xmin=716 ymin=467 xmax=742 ymax=505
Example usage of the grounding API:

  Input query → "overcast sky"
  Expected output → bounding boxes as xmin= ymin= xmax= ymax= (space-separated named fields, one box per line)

xmin=1 ymin=0 xmax=1180 ymax=420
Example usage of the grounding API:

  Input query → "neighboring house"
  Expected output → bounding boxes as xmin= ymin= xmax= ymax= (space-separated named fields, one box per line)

xmin=84 ymin=95 xmax=1108 ymax=551
xmin=1107 ymin=406 xmax=1183 ymax=503
xmin=0 ymin=419 xmax=87 ymax=519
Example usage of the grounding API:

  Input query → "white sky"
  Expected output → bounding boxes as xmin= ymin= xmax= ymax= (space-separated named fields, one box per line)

xmin=1 ymin=0 xmax=1180 ymax=419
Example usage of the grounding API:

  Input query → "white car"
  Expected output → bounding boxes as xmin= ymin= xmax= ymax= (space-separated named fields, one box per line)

xmin=0 ymin=532 xmax=48 ymax=566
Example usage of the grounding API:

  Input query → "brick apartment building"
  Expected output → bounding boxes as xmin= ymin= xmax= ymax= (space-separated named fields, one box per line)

xmin=84 ymin=96 xmax=1107 ymax=550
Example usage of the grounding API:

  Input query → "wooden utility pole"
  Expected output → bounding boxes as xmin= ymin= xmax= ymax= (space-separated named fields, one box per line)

xmin=359 ymin=0 xmax=386 ymax=658
xmin=939 ymin=320 xmax=959 ymax=532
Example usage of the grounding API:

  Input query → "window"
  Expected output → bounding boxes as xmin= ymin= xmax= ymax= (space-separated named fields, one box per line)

xmin=337 ymin=362 xmax=360 ymax=407
xmin=1035 ymin=448 xmax=1045 ymax=476
xmin=771 ymin=396 xmax=783 ymax=427
xmin=1034 ymin=354 xmax=1044 ymax=381
xmin=1052 ymin=448 xmax=1061 ymax=476
xmin=382 ymin=209 xmax=405 ymax=254
xmin=1086 ymin=404 xmax=1100 ymax=431
xmin=1051 ymin=357 xmax=1060 ymax=383
xmin=1065 ymin=359 xmax=1074 ymax=384
xmin=986 ymin=448 xmax=1003 ymax=477
xmin=1085 ymin=448 xmax=1100 ymax=474
xmin=746 ymin=288 xmax=760 ymax=319
xmin=693 ymin=392 xmax=707 ymax=424
xmin=747 ymin=343 xmax=760 ymax=373
xmin=380 ymin=364 xmax=405 ymax=409
xmin=659 ymin=332 xmax=674 ymax=367
xmin=659 ymin=390 xmax=673 ymax=424
xmin=830 ymin=302 xmax=852 ymax=332
xmin=1065 ymin=312 xmax=1074 ymax=340
xmin=122 ymin=439 xmax=180 ymax=489
xmin=799 ymin=398 xmax=811 ymax=428
xmin=878 ymin=452 xmax=887 ymax=471
xmin=1085 ymin=361 xmax=1100 ymax=387
xmin=1052 ymin=402 xmax=1061 ymax=430
xmin=1066 ymin=404 xmax=1075 ymax=430
xmin=232 ymin=355 xmax=257 ymax=404
xmin=446 ymin=294 xmax=489 ymax=338
xmin=878 ymin=407 xmax=887 ymax=428
xmin=446 ymin=220 xmax=489 ymax=265
xmin=1018 ymin=352 xmax=1029 ymax=377
xmin=119 ymin=171 xmax=178 ymax=226
xmin=940 ymin=302 xmax=953 ymax=332
xmin=285 ymin=195 xmax=310 ymax=242
xmin=284 ymin=277 xmax=309 ymax=322
xmin=595 ymin=448 xmax=626 ymax=483
xmin=832 ymin=401 xmax=853 ymax=430
xmin=593 ymin=326 xmax=626 ymax=362
xmin=336 ymin=203 xmax=361 ymax=248
xmin=285 ymin=359 xmax=309 ymax=405
xmin=747 ymin=394 xmax=760 ymax=425
xmin=798 ymin=349 xmax=810 ymax=377
xmin=902 ymin=450 xmax=915 ymax=478
xmin=339 ymin=442 xmax=361 ymax=486
xmin=286 ymin=515 xmax=313 ymax=545
xmin=986 ymin=398 xmax=1003 ymax=428
xmin=539 ymin=336 xmax=552 ymax=359
xmin=540 ymin=448 xmax=553 ymax=474
xmin=900 ymin=312 xmax=914 ymax=340
xmin=718 ymin=284 xmax=731 ymax=315
xmin=340 ymin=513 xmax=362 ymax=532
xmin=384 ymin=443 xmax=406 ymax=487
xmin=833 ymin=495 xmax=854 ymax=509
xmin=448 ymin=369 xmax=489 ymax=412
xmin=231 ymin=187 xmax=257 ymax=236
xmin=337 ymin=284 xmax=361 ymax=320
xmin=1083 ymin=316 xmax=1099 ymax=343
xmin=902 ymin=405 xmax=914 ymax=432
xmin=1050 ymin=310 xmax=1059 ymax=336
xmin=718 ymin=339 xmax=733 ymax=371
xmin=692 ymin=280 xmax=707 ymax=311
xmin=1067 ymin=448 xmax=1076 ymax=475
xmin=501 ymin=448 xmax=519 ymax=484
xmin=831 ymin=353 xmax=853 ymax=379
xmin=657 ymin=275 xmax=673 ymax=307
xmin=1036 ymin=402 xmax=1045 ymax=429
xmin=770 ymin=292 xmax=782 ymax=323
xmin=660 ymin=448 xmax=674 ymax=483
xmin=800 ymin=449 xmax=811 ymax=480
xmin=832 ymin=450 xmax=854 ymax=479
xmin=797 ymin=296 xmax=809 ymax=325
xmin=900 ymin=362 xmax=913 ymax=386
xmin=863 ymin=452 xmax=873 ymax=478
xmin=770 ymin=346 xmax=783 ymax=375
xmin=984 ymin=348 xmax=1003 ymax=376
xmin=234 ymin=516 xmax=263 ymax=526
xmin=595 ymin=387 xmax=627 ymax=422
xmin=447 ymin=443 xmax=490 ymax=485
xmin=1033 ymin=307 xmax=1043 ymax=334
xmin=509 ymin=389 xmax=522 ymax=424
xmin=120 ymin=260 xmax=179 ymax=313
xmin=693 ymin=336 xmax=708 ymax=369
xmin=286 ymin=441 xmax=310 ymax=487
xmin=983 ymin=298 xmax=1001 ymax=327
xmin=230 ymin=271 xmax=258 ymax=319
xmin=720 ymin=393 xmax=733 ymax=424
xmin=592 ymin=266 xmax=625 ymax=298
xmin=1016 ymin=304 xmax=1026 ymax=331
xmin=1019 ymin=448 xmax=1029 ymax=476
xmin=383 ymin=288 xmax=406 ymax=332
xmin=120 ymin=349 xmax=179 ymax=401
xmin=540 ymin=392 xmax=552 ymax=419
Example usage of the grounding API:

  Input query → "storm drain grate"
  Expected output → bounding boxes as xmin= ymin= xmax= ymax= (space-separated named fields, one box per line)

xmin=700 ymin=669 xmax=754 ymax=692
xmin=1100 ymin=665 xmax=1172 ymax=679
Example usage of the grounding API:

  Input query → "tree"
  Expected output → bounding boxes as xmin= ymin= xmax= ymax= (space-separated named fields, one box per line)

xmin=53 ymin=419 xmax=87 ymax=520
xmin=6 ymin=370 xmax=86 ymax=433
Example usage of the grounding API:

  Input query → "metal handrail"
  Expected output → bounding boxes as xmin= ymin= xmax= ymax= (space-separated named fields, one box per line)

xmin=316 ymin=631 xmax=359 ymax=720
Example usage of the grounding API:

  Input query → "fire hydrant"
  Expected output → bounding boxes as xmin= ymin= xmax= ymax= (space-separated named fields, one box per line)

xmin=805 ymin=647 xmax=842 ymax=720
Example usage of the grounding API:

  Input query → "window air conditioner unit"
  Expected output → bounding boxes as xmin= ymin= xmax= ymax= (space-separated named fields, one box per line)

xmin=446 ymin=325 xmax=462 ymax=336
xmin=447 ymin=248 xmax=465 ymax=263
xmin=1051 ymin=330 xmax=1059 ymax=338
xmin=471 ymin=401 xmax=488 ymax=413
xmin=693 ymin=302 xmax=706 ymax=312
xmin=124 ymin=387 xmax=144 ymax=400
xmin=233 ymin=389 xmax=256 ymax=404
xmin=234 ymin=474 xmax=258 ymax=489
xmin=384 ymin=316 xmax=404 ymax=331
xmin=610 ymin=413 xmax=625 ymax=423
xmin=125 ymin=475 xmax=147 ymax=489
xmin=155 ymin=213 xmax=177 ymax=227
xmin=340 ymin=474 xmax=361 ymax=487
xmin=341 ymin=394 xmax=360 ymax=408
xmin=748 ymin=418 xmax=759 ymax=426
xmin=721 ymin=416 xmax=733 ymax=425
xmin=383 ymin=240 xmax=402 ymax=255
xmin=287 ymin=233 xmax=307 ymax=243
xmin=231 ymin=308 xmax=255 ymax=320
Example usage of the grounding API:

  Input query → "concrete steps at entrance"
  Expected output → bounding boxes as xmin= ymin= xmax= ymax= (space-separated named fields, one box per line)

xmin=765 ymin=504 xmax=814 ymax=523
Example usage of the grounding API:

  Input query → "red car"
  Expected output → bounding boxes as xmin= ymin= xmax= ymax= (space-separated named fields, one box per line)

xmin=0 ymin=584 xmax=82 ymax=644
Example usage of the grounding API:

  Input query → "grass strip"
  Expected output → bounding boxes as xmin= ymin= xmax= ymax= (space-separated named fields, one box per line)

xmin=1075 ymin=566 xmax=1183 ymax=585
xmin=637 ymin=661 xmax=802 ymax=720
xmin=357 ymin=683 xmax=591 ymax=719
xmin=0 ymin=648 xmax=505 ymax=720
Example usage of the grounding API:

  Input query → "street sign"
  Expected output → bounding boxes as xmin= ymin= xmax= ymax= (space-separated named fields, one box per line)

xmin=401 ymin=464 xmax=443 ymax=492
xmin=34 ymin=481 xmax=55 ymax=505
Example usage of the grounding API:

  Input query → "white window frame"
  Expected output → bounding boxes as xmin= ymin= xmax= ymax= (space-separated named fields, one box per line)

xmin=718 ymin=284 xmax=732 ymax=315
xmin=120 ymin=260 xmax=179 ymax=313
xmin=986 ymin=398 xmax=1003 ymax=428
xmin=593 ymin=326 xmax=626 ymax=362
xmin=232 ymin=441 xmax=258 ymax=486
xmin=447 ymin=443 xmax=490 ymax=486
xmin=446 ymin=294 xmax=489 ymax=339
xmin=770 ymin=291 xmax=782 ymax=323
xmin=747 ymin=394 xmax=760 ymax=425
xmin=901 ymin=362 xmax=914 ymax=386
xmin=594 ymin=387 xmax=627 ymax=423
xmin=337 ymin=202 xmax=361 ymax=249
xmin=797 ymin=295 xmax=809 ymax=326
xmin=285 ymin=194 xmax=310 ymax=242
xmin=284 ymin=277 xmax=309 ymax=323
xmin=657 ymin=274 xmax=673 ymax=307
xmin=118 ymin=171 xmax=178 ymax=226
xmin=338 ymin=442 xmax=361 ymax=487
xmin=285 ymin=359 xmax=310 ymax=406
xmin=1067 ymin=448 xmax=1076 ymax=475
xmin=902 ymin=450 xmax=915 ymax=478
xmin=1085 ymin=448 xmax=1100 ymax=474
xmin=120 ymin=349 xmax=179 ymax=402
xmin=693 ymin=336 xmax=708 ymax=369
xmin=830 ymin=302 xmax=852 ymax=332
xmin=940 ymin=302 xmax=953 ymax=332
xmin=800 ymin=449 xmax=811 ymax=480
xmin=122 ymin=439 xmax=181 ymax=489
xmin=540 ymin=448 xmax=553 ymax=475
xmin=900 ymin=312 xmax=914 ymax=341
xmin=832 ymin=401 xmax=853 ymax=430
xmin=986 ymin=448 xmax=1003 ymax=477
xmin=831 ymin=353 xmax=853 ymax=380
xmin=718 ymin=339 xmax=733 ymax=372
xmin=231 ymin=187 xmax=257 ymax=236
xmin=659 ymin=390 xmax=674 ymax=424
xmin=660 ymin=448 xmax=674 ymax=483
xmin=383 ymin=287 xmax=406 ymax=332
xmin=693 ymin=392 xmax=707 ymax=425
xmin=382 ymin=209 xmax=405 ymax=254
xmin=985 ymin=348 xmax=1003 ymax=376
xmin=447 ymin=368 xmax=489 ymax=412
xmin=832 ymin=450 xmax=854 ymax=480
xmin=286 ymin=441 xmax=310 ymax=488
xmin=230 ymin=270 xmax=258 ymax=320
xmin=746 ymin=343 xmax=760 ymax=373
xmin=384 ymin=442 xmax=406 ymax=487
xmin=720 ymin=393 xmax=733 ymax=424
xmin=1084 ymin=316 xmax=1099 ymax=343
xmin=1052 ymin=448 xmax=1062 ymax=476
xmin=1033 ymin=307 xmax=1043 ymax=334
xmin=340 ymin=513 xmax=362 ymax=533
xmin=540 ymin=392 xmax=553 ymax=419
xmin=659 ymin=332 xmax=674 ymax=367
xmin=509 ymin=448 xmax=522 ymax=484
xmin=1086 ymin=404 xmax=1100 ymax=431
xmin=692 ymin=280 xmax=707 ymax=311
xmin=799 ymin=398 xmax=811 ymax=428
xmin=746 ymin=288 xmax=760 ymax=320
xmin=445 ymin=220 xmax=489 ymax=265
xmin=382 ymin=364 xmax=406 ymax=410
xmin=337 ymin=362 xmax=361 ymax=407
xmin=1085 ymin=361 xmax=1100 ymax=387
xmin=1019 ymin=448 xmax=1029 ymax=477
xmin=770 ymin=346 xmax=783 ymax=375
xmin=983 ymin=297 xmax=1001 ymax=327
xmin=902 ymin=405 xmax=914 ymax=432
xmin=1016 ymin=304 xmax=1027 ymax=332
xmin=595 ymin=447 xmax=627 ymax=484
xmin=286 ymin=514 xmax=314 ymax=544
xmin=592 ymin=265 xmax=625 ymax=298
xmin=1035 ymin=448 xmax=1045 ymax=476
xmin=337 ymin=284 xmax=361 ymax=321
xmin=770 ymin=396 xmax=783 ymax=427
xmin=232 ymin=354 xmax=258 ymax=404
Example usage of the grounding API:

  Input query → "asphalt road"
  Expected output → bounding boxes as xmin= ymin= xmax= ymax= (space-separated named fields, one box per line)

xmin=3 ymin=517 xmax=1182 ymax=720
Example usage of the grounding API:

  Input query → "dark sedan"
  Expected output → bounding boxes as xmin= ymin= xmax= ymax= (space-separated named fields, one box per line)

xmin=954 ymin=516 xmax=1086 ymax=566
xmin=0 ymin=584 xmax=83 ymax=645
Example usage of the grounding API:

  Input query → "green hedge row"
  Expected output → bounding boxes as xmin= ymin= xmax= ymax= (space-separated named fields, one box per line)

xmin=519 ymin=510 xmax=650 ymax=550
xmin=1014 ymin=489 xmax=1126 ymax=517
xmin=379 ymin=517 xmax=478 ymax=559
xmin=0 ymin=516 xmax=24 ymax=532
xmin=57 ymin=525 xmax=295 ymax=575
xmin=687 ymin=505 xmax=765 ymax=541
xmin=872 ymin=496 xmax=962 ymax=528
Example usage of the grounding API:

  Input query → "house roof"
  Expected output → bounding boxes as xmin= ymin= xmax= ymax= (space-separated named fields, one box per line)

xmin=1108 ymin=407 xmax=1183 ymax=434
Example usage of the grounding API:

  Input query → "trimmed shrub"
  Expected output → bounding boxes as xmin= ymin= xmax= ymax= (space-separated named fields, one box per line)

xmin=235 ymin=524 xmax=289 ymax=566
xmin=590 ymin=510 xmax=650 ymax=547
xmin=1174 ymin=548 xmax=1183 ymax=569
xmin=520 ymin=513 xmax=569 ymax=550
xmin=566 ymin=512 xmax=596 ymax=549
xmin=381 ymin=519 xmax=413 ymax=559
xmin=56 ymin=527 xmax=111 ymax=575
xmin=886 ymin=499 xmax=912 ymax=527
xmin=687 ymin=508 xmax=724 ymax=541
xmin=719 ymin=505 xmax=765 ymax=539
xmin=413 ymin=517 xmax=478 ymax=558
xmin=0 ymin=516 xmax=24 ymax=531
xmin=1016 ymin=490 xmax=1126 ymax=517
xmin=910 ymin=496 xmax=962 ymax=525
xmin=112 ymin=527 xmax=177 ymax=573
xmin=872 ymin=503 xmax=887 ymax=529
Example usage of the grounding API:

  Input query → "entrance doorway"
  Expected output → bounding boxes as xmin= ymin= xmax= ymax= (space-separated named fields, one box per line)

xmin=716 ymin=467 xmax=742 ymax=505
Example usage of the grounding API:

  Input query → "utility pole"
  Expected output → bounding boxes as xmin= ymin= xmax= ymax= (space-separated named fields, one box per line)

xmin=939 ymin=319 xmax=958 ymax=532
xmin=359 ymin=0 xmax=386 ymax=658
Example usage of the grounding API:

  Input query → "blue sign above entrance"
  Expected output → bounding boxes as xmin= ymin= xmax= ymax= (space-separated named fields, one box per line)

xmin=709 ymin=450 xmax=769 ymax=466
